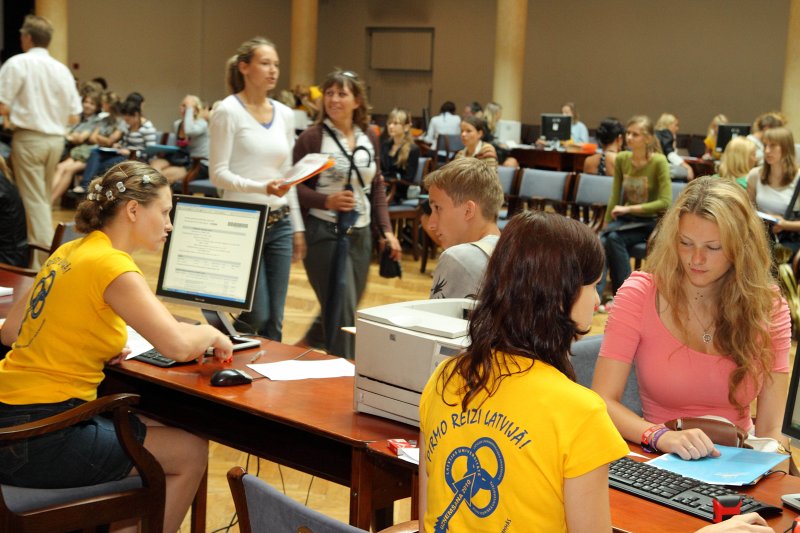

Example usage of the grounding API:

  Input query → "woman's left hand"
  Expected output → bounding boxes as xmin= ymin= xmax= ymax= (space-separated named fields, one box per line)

xmin=292 ymin=232 xmax=306 ymax=262
xmin=773 ymin=215 xmax=786 ymax=233
xmin=107 ymin=345 xmax=132 ymax=366
xmin=266 ymin=180 xmax=291 ymax=197
xmin=611 ymin=205 xmax=631 ymax=219
xmin=384 ymin=232 xmax=402 ymax=261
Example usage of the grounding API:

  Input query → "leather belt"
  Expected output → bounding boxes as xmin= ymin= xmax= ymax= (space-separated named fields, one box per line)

xmin=266 ymin=205 xmax=290 ymax=228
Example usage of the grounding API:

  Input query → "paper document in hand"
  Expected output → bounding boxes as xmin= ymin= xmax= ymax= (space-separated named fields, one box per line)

xmin=0 ymin=286 xmax=12 ymax=297
xmin=247 ymin=358 xmax=354 ymax=380
xmin=647 ymin=445 xmax=786 ymax=485
xmin=282 ymin=154 xmax=334 ymax=186
xmin=125 ymin=326 xmax=154 ymax=359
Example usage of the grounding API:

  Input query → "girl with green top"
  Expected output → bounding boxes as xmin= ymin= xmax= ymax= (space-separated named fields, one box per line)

xmin=599 ymin=115 xmax=671 ymax=301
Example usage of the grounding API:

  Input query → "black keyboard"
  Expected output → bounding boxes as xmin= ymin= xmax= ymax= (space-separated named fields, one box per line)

xmin=132 ymin=349 xmax=190 ymax=368
xmin=608 ymin=457 xmax=782 ymax=522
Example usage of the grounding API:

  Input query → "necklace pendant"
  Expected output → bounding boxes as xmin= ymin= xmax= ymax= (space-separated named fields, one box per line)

xmin=702 ymin=332 xmax=712 ymax=344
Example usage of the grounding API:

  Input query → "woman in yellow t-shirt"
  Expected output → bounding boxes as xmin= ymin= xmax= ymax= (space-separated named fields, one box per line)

xmin=0 ymin=161 xmax=232 ymax=532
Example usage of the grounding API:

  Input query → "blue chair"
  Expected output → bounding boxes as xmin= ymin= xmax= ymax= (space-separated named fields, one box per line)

xmin=497 ymin=166 xmax=520 ymax=223
xmin=227 ymin=466 xmax=418 ymax=533
xmin=571 ymin=334 xmax=642 ymax=416
xmin=568 ymin=173 xmax=613 ymax=233
xmin=630 ymin=180 xmax=687 ymax=269
xmin=517 ymin=168 xmax=572 ymax=214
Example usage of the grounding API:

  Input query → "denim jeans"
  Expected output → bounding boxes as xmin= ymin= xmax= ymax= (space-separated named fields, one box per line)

xmin=0 ymin=398 xmax=146 ymax=488
xmin=238 ymin=216 xmax=294 ymax=341
xmin=79 ymin=149 xmax=126 ymax=188
xmin=599 ymin=216 xmax=657 ymax=296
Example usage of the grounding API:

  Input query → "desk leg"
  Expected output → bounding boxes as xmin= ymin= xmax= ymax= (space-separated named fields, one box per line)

xmin=191 ymin=467 xmax=208 ymax=533
xmin=350 ymin=448 xmax=374 ymax=529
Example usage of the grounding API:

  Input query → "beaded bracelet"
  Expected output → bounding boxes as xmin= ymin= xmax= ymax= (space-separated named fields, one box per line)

xmin=649 ymin=427 xmax=670 ymax=453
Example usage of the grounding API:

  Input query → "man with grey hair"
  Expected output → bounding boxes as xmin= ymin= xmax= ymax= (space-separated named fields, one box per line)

xmin=425 ymin=158 xmax=504 ymax=299
xmin=0 ymin=15 xmax=81 ymax=265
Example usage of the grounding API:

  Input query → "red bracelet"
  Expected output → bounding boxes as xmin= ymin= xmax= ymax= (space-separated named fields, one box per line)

xmin=641 ymin=424 xmax=667 ymax=453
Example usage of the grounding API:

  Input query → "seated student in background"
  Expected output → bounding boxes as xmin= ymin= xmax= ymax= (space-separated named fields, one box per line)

xmin=561 ymin=101 xmax=589 ymax=144
xmin=747 ymin=126 xmax=800 ymax=255
xmin=715 ymin=136 xmax=756 ymax=189
xmin=419 ymin=211 xmax=629 ymax=532
xmin=703 ymin=113 xmax=728 ymax=160
xmin=654 ymin=113 xmax=695 ymax=180
xmin=593 ymin=177 xmax=790 ymax=460
xmin=748 ymin=111 xmax=786 ymax=166
xmin=462 ymin=101 xmax=483 ymax=119
xmin=151 ymin=94 xmax=209 ymax=187
xmin=598 ymin=115 xmax=671 ymax=305
xmin=0 ymin=161 xmax=232 ymax=532
xmin=583 ymin=117 xmax=624 ymax=176
xmin=0 ymin=158 xmax=27 ymax=267
xmin=423 ymin=100 xmax=460 ymax=145
xmin=77 ymin=97 xmax=157 ymax=192
xmin=380 ymin=107 xmax=420 ymax=204
xmin=425 ymin=158 xmax=502 ymax=299
xmin=482 ymin=101 xmax=520 ymax=168
xmin=455 ymin=116 xmax=497 ymax=167
xmin=51 ymin=90 xmax=102 ymax=204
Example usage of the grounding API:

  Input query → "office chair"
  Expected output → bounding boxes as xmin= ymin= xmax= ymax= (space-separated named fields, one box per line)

xmin=181 ymin=157 xmax=217 ymax=197
xmin=496 ymin=166 xmax=520 ymax=230
xmin=228 ymin=466 xmax=418 ymax=533
xmin=630 ymin=181 xmax=686 ymax=270
xmin=570 ymin=335 xmax=642 ymax=416
xmin=387 ymin=157 xmax=431 ymax=261
xmin=567 ymin=173 xmax=613 ymax=233
xmin=0 ymin=222 xmax=81 ymax=277
xmin=0 ymin=393 xmax=166 ymax=532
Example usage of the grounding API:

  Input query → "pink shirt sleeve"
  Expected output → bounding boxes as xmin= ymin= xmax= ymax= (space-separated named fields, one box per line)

xmin=769 ymin=291 xmax=791 ymax=373
xmin=598 ymin=271 xmax=653 ymax=364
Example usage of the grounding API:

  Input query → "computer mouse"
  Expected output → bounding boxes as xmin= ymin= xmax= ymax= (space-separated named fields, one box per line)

xmin=210 ymin=369 xmax=253 ymax=387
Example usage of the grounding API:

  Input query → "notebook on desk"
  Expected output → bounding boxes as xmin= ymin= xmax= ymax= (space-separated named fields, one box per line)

xmin=646 ymin=445 xmax=787 ymax=486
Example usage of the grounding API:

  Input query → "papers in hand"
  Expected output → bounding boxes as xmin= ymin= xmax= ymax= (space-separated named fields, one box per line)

xmin=125 ymin=326 xmax=154 ymax=359
xmin=0 ymin=286 xmax=12 ymax=297
xmin=647 ymin=445 xmax=787 ymax=486
xmin=282 ymin=154 xmax=334 ymax=186
xmin=247 ymin=358 xmax=354 ymax=380
xmin=757 ymin=211 xmax=780 ymax=224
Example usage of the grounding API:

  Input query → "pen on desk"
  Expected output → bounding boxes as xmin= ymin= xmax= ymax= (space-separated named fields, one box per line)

xmin=292 ymin=348 xmax=314 ymax=360
xmin=250 ymin=350 xmax=265 ymax=363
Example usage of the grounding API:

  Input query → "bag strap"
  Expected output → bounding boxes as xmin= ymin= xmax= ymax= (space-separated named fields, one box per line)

xmin=322 ymin=123 xmax=369 ymax=190
xmin=784 ymin=175 xmax=800 ymax=220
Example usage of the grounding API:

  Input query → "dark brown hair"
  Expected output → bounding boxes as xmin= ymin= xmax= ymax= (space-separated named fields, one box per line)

xmin=317 ymin=70 xmax=370 ymax=131
xmin=441 ymin=211 xmax=604 ymax=411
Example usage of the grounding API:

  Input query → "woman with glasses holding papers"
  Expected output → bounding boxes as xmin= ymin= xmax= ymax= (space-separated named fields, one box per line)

xmin=593 ymin=177 xmax=790 ymax=461
xmin=293 ymin=69 xmax=400 ymax=359
xmin=209 ymin=36 xmax=305 ymax=342
xmin=0 ymin=161 xmax=232 ymax=532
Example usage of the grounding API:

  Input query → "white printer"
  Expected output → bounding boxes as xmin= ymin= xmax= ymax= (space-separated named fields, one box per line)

xmin=354 ymin=298 xmax=474 ymax=426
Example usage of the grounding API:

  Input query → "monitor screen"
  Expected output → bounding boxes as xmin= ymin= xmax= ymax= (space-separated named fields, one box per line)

xmin=156 ymin=195 xmax=268 ymax=316
xmin=496 ymin=119 xmax=521 ymax=145
xmin=716 ymin=123 xmax=751 ymax=154
xmin=541 ymin=114 xmax=572 ymax=142
xmin=781 ymin=343 xmax=800 ymax=443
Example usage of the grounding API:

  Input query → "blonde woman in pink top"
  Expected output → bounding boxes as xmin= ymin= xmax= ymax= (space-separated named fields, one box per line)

xmin=592 ymin=177 xmax=791 ymax=460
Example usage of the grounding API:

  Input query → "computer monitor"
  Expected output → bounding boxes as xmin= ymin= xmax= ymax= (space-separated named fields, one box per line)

xmin=715 ymin=123 xmax=751 ymax=154
xmin=540 ymin=113 xmax=572 ymax=142
xmin=156 ymin=195 xmax=268 ymax=345
xmin=781 ymin=343 xmax=800 ymax=447
xmin=496 ymin=119 xmax=522 ymax=145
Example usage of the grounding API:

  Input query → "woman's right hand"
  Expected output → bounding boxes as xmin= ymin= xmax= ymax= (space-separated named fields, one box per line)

xmin=207 ymin=332 xmax=234 ymax=363
xmin=694 ymin=512 xmax=772 ymax=532
xmin=325 ymin=190 xmax=356 ymax=211
xmin=656 ymin=428 xmax=720 ymax=460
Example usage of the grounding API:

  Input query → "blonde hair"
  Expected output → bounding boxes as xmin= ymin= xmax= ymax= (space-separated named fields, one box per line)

xmin=718 ymin=136 xmax=755 ymax=180
xmin=707 ymin=114 xmax=729 ymax=138
xmin=75 ymin=162 xmax=169 ymax=233
xmin=655 ymin=113 xmax=677 ymax=131
xmin=484 ymin=102 xmax=502 ymax=134
xmin=226 ymin=37 xmax=275 ymax=95
xmin=645 ymin=177 xmax=776 ymax=413
xmin=20 ymin=15 xmax=53 ymax=48
xmin=627 ymin=115 xmax=662 ymax=155
xmin=423 ymin=158 xmax=504 ymax=221
xmin=760 ymin=127 xmax=798 ymax=188
xmin=386 ymin=108 xmax=414 ymax=169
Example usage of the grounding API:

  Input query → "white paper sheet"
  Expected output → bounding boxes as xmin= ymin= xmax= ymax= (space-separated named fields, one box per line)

xmin=247 ymin=358 xmax=355 ymax=380
xmin=125 ymin=326 xmax=154 ymax=359
xmin=0 ymin=286 xmax=13 ymax=297
xmin=398 ymin=447 xmax=420 ymax=465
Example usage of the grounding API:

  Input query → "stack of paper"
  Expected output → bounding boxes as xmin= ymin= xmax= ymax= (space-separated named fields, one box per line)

xmin=0 ymin=286 xmax=12 ymax=297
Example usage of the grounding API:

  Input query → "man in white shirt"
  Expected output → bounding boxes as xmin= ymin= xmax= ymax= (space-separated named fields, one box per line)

xmin=426 ymin=158 xmax=503 ymax=299
xmin=0 ymin=15 xmax=81 ymax=263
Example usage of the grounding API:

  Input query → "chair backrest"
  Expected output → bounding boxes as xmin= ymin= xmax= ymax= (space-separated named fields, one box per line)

xmin=671 ymin=181 xmax=687 ymax=203
xmin=517 ymin=168 xmax=571 ymax=212
xmin=570 ymin=334 xmax=642 ymax=416
xmin=574 ymin=173 xmax=613 ymax=205
xmin=50 ymin=222 xmax=80 ymax=255
xmin=414 ymin=156 xmax=430 ymax=185
xmin=496 ymin=166 xmax=518 ymax=196
xmin=437 ymin=134 xmax=464 ymax=163
xmin=228 ymin=467 xmax=365 ymax=533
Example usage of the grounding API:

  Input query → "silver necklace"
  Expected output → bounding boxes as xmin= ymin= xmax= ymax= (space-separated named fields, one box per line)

xmin=687 ymin=300 xmax=714 ymax=344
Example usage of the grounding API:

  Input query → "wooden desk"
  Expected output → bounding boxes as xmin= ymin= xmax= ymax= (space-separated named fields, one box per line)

xmin=369 ymin=439 xmax=800 ymax=532
xmin=0 ymin=270 xmax=32 ymax=318
xmin=510 ymin=146 xmax=591 ymax=172
xmin=101 ymin=344 xmax=418 ymax=532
